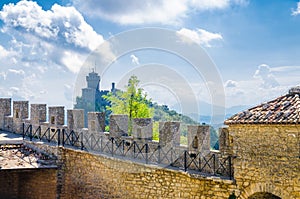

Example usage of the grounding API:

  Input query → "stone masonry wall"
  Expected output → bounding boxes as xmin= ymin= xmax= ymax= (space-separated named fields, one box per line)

xmin=0 ymin=169 xmax=57 ymax=199
xmin=58 ymin=147 xmax=236 ymax=199
xmin=228 ymin=124 xmax=300 ymax=199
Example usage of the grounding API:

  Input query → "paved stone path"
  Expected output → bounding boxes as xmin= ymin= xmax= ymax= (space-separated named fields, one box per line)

xmin=0 ymin=130 xmax=23 ymax=145
xmin=0 ymin=131 xmax=56 ymax=169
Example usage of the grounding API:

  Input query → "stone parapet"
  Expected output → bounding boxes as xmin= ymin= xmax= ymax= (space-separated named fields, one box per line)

xmin=187 ymin=125 xmax=210 ymax=153
xmin=87 ymin=112 xmax=105 ymax=133
xmin=132 ymin=118 xmax=153 ymax=141
xmin=159 ymin=121 xmax=180 ymax=147
xmin=67 ymin=109 xmax=84 ymax=130
xmin=30 ymin=104 xmax=47 ymax=125
xmin=109 ymin=114 xmax=128 ymax=138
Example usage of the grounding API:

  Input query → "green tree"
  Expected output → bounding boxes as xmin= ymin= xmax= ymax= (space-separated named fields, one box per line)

xmin=104 ymin=75 xmax=154 ymax=132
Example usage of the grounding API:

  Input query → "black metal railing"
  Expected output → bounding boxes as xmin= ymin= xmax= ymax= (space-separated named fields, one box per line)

xmin=22 ymin=123 xmax=233 ymax=179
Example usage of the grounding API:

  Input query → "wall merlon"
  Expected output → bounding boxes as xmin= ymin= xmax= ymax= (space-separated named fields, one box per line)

xmin=87 ymin=112 xmax=105 ymax=133
xmin=187 ymin=125 xmax=210 ymax=153
xmin=13 ymin=100 xmax=29 ymax=120
xmin=132 ymin=118 xmax=153 ymax=141
xmin=67 ymin=109 xmax=84 ymax=130
xmin=219 ymin=127 xmax=233 ymax=156
xmin=30 ymin=104 xmax=47 ymax=125
xmin=109 ymin=114 xmax=128 ymax=137
xmin=48 ymin=106 xmax=65 ymax=126
xmin=159 ymin=121 xmax=180 ymax=147
xmin=0 ymin=98 xmax=11 ymax=129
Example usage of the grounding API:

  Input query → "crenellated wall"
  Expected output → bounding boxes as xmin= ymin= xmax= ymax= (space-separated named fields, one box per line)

xmin=0 ymin=98 xmax=217 ymax=156
xmin=1 ymin=98 xmax=298 ymax=198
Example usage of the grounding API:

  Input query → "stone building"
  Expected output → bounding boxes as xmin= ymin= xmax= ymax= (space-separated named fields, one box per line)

xmin=224 ymin=86 xmax=300 ymax=198
xmin=74 ymin=70 xmax=115 ymax=126
xmin=1 ymin=87 xmax=299 ymax=198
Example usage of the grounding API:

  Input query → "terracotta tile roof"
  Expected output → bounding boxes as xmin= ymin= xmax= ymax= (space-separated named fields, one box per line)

xmin=225 ymin=87 xmax=300 ymax=124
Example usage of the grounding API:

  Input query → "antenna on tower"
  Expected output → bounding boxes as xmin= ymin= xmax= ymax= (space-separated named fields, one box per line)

xmin=94 ymin=61 xmax=97 ymax=73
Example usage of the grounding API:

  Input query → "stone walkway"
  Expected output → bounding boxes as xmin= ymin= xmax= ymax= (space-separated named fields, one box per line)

xmin=0 ymin=131 xmax=56 ymax=169
xmin=0 ymin=130 xmax=23 ymax=144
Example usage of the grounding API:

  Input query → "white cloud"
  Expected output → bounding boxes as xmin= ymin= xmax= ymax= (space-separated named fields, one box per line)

xmin=253 ymin=64 xmax=280 ymax=89
xmin=190 ymin=0 xmax=230 ymax=10
xmin=224 ymin=64 xmax=300 ymax=108
xmin=72 ymin=0 xmax=247 ymax=25
xmin=269 ymin=65 xmax=300 ymax=73
xmin=0 ymin=0 xmax=109 ymax=106
xmin=224 ymin=80 xmax=237 ymax=88
xmin=176 ymin=28 xmax=223 ymax=47
xmin=130 ymin=54 xmax=140 ymax=65
xmin=0 ymin=0 xmax=104 ymax=73
xmin=292 ymin=2 xmax=300 ymax=16
xmin=0 ymin=1 xmax=103 ymax=51
xmin=72 ymin=0 xmax=187 ymax=25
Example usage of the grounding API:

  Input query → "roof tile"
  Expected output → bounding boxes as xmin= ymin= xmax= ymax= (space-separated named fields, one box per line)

xmin=225 ymin=86 xmax=300 ymax=124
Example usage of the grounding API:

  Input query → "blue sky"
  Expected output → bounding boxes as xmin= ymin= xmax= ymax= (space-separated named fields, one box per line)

xmin=0 ymin=0 xmax=300 ymax=117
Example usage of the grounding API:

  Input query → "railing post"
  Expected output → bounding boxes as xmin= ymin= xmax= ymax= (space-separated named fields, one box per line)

xmin=229 ymin=156 xmax=233 ymax=180
xmin=213 ymin=154 xmax=216 ymax=175
xmin=100 ymin=136 xmax=103 ymax=152
xmin=122 ymin=140 xmax=125 ymax=156
xmin=48 ymin=128 xmax=50 ymax=142
xmin=57 ymin=129 xmax=61 ymax=146
xmin=158 ymin=145 xmax=161 ymax=164
xmin=184 ymin=151 xmax=188 ymax=172
xmin=22 ymin=123 xmax=25 ymax=139
xmin=38 ymin=127 xmax=41 ymax=140
xmin=111 ymin=137 xmax=114 ymax=157
xmin=80 ymin=132 xmax=84 ymax=150
xmin=71 ymin=131 xmax=74 ymax=146
xmin=29 ymin=125 xmax=33 ymax=141
xmin=133 ymin=141 xmax=136 ymax=157
xmin=145 ymin=143 xmax=149 ymax=164
xmin=62 ymin=129 xmax=65 ymax=147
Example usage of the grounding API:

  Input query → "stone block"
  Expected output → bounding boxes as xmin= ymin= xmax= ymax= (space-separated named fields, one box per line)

xmin=0 ymin=98 xmax=11 ymax=129
xmin=187 ymin=125 xmax=210 ymax=153
xmin=219 ymin=127 xmax=233 ymax=156
xmin=30 ymin=104 xmax=47 ymax=125
xmin=48 ymin=106 xmax=65 ymax=126
xmin=13 ymin=101 xmax=29 ymax=121
xmin=109 ymin=115 xmax=128 ymax=138
xmin=132 ymin=118 xmax=153 ymax=141
xmin=13 ymin=101 xmax=29 ymax=133
xmin=159 ymin=121 xmax=180 ymax=147
xmin=87 ymin=112 xmax=105 ymax=133
xmin=67 ymin=109 xmax=84 ymax=130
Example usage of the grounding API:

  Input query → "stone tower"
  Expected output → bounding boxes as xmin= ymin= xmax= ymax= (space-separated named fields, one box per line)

xmin=82 ymin=70 xmax=101 ymax=104
xmin=74 ymin=70 xmax=115 ymax=127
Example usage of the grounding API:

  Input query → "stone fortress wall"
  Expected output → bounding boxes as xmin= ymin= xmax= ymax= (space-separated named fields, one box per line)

xmin=0 ymin=98 xmax=299 ymax=199
xmin=0 ymin=98 xmax=222 ymax=160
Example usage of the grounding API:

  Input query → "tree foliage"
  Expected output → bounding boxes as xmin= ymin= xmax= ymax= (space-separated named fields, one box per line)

xmin=104 ymin=75 xmax=154 ymax=119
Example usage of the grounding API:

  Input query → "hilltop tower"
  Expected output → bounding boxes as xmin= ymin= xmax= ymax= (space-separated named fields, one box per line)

xmin=81 ymin=70 xmax=101 ymax=104
xmin=74 ymin=70 xmax=115 ymax=127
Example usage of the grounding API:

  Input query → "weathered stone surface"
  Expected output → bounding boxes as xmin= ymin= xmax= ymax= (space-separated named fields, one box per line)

xmin=0 ymin=169 xmax=57 ymax=199
xmin=109 ymin=114 xmax=128 ymax=137
xmin=219 ymin=127 xmax=233 ymax=156
xmin=88 ymin=112 xmax=105 ymax=133
xmin=30 ymin=104 xmax=47 ymax=125
xmin=0 ymin=98 xmax=11 ymax=129
xmin=132 ymin=118 xmax=153 ymax=141
xmin=228 ymin=124 xmax=300 ymax=199
xmin=67 ymin=109 xmax=84 ymax=130
xmin=57 ymin=147 xmax=235 ymax=199
xmin=159 ymin=121 xmax=180 ymax=147
xmin=187 ymin=125 xmax=210 ymax=153
xmin=48 ymin=106 xmax=65 ymax=126
xmin=13 ymin=101 xmax=29 ymax=133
